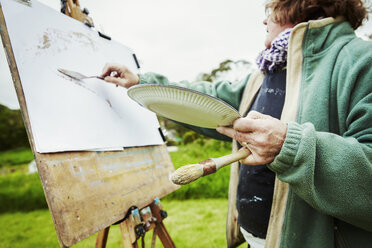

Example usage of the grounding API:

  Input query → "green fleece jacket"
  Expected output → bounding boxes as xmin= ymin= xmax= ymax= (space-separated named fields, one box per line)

xmin=139 ymin=19 xmax=372 ymax=247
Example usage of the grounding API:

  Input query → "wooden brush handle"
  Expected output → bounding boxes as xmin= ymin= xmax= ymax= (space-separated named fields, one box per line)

xmin=171 ymin=148 xmax=252 ymax=185
xmin=212 ymin=148 xmax=251 ymax=170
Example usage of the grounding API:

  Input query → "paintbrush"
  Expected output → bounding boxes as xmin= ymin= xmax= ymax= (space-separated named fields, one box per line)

xmin=171 ymin=148 xmax=251 ymax=185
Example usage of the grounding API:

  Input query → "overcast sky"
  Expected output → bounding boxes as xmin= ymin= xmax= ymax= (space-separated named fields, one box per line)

xmin=1 ymin=0 xmax=371 ymax=109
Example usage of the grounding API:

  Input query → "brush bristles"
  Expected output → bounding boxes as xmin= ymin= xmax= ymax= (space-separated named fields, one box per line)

xmin=171 ymin=164 xmax=204 ymax=185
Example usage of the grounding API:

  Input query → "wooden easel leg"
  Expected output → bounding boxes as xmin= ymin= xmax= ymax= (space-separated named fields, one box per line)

xmin=117 ymin=200 xmax=176 ymax=248
xmin=149 ymin=202 xmax=176 ymax=248
xmin=156 ymin=222 xmax=176 ymax=248
xmin=120 ymin=218 xmax=137 ymax=248
xmin=95 ymin=226 xmax=110 ymax=248
xmin=151 ymin=226 xmax=157 ymax=248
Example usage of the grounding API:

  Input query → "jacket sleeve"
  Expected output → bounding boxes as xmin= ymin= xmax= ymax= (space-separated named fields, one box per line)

xmin=139 ymin=72 xmax=250 ymax=140
xmin=268 ymin=52 xmax=372 ymax=231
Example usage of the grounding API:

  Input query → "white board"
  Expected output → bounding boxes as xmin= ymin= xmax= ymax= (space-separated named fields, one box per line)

xmin=1 ymin=0 xmax=163 ymax=153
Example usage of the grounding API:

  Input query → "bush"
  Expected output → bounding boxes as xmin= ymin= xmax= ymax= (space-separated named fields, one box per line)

xmin=0 ymin=104 xmax=30 ymax=151
xmin=182 ymin=131 xmax=205 ymax=145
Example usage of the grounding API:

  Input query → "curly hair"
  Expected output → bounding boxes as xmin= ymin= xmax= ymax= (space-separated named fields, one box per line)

xmin=265 ymin=0 xmax=369 ymax=29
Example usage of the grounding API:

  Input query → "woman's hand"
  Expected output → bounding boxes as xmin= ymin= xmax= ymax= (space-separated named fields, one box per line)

xmin=101 ymin=63 xmax=140 ymax=88
xmin=216 ymin=111 xmax=287 ymax=165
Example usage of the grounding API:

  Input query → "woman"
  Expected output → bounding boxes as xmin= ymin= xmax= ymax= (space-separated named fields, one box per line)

xmin=101 ymin=0 xmax=372 ymax=247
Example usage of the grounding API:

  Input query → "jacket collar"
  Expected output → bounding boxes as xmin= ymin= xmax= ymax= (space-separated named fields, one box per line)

xmin=302 ymin=17 xmax=355 ymax=57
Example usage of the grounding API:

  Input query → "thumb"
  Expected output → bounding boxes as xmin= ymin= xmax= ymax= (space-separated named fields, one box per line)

xmin=239 ymin=154 xmax=258 ymax=165
xmin=237 ymin=147 xmax=252 ymax=164
xmin=237 ymin=147 xmax=265 ymax=165
xmin=238 ymin=147 xmax=260 ymax=165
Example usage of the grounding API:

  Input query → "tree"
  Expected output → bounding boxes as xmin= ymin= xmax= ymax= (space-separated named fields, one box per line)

xmin=196 ymin=59 xmax=253 ymax=83
xmin=0 ymin=104 xmax=29 ymax=150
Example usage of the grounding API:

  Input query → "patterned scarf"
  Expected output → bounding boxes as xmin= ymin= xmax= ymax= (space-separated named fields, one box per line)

xmin=256 ymin=28 xmax=292 ymax=73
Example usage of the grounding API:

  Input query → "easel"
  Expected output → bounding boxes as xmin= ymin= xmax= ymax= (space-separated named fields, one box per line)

xmin=0 ymin=1 xmax=178 ymax=247
xmin=96 ymin=198 xmax=175 ymax=248
xmin=59 ymin=4 xmax=176 ymax=247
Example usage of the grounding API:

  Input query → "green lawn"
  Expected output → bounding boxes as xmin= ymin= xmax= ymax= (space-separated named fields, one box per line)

xmin=0 ymin=147 xmax=34 ymax=171
xmin=0 ymin=171 xmax=48 ymax=213
xmin=0 ymin=199 xmax=247 ymax=248
xmin=166 ymin=140 xmax=232 ymax=200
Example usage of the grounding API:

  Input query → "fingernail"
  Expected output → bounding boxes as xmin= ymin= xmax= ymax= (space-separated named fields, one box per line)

xmin=216 ymin=127 xmax=222 ymax=132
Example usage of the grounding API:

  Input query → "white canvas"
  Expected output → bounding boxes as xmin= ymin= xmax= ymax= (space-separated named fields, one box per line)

xmin=1 ymin=0 xmax=164 ymax=152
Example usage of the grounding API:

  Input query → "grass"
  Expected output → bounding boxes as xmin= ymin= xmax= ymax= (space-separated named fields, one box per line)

xmin=166 ymin=140 xmax=232 ymax=200
xmin=0 ymin=199 xmax=248 ymax=248
xmin=0 ymin=210 xmax=59 ymax=248
xmin=0 ymin=171 xmax=47 ymax=213
xmin=0 ymin=148 xmax=34 ymax=169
